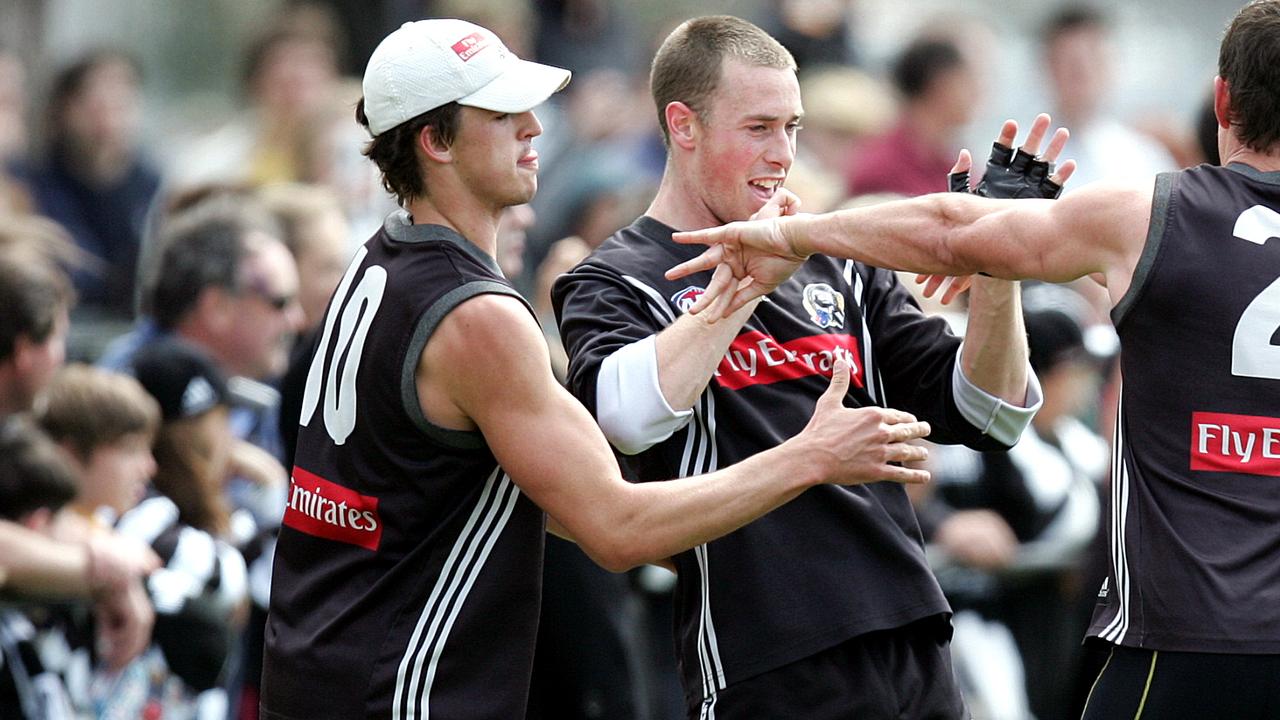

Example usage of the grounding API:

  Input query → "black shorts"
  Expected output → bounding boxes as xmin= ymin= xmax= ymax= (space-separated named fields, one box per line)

xmin=1080 ymin=643 xmax=1280 ymax=720
xmin=689 ymin=616 xmax=968 ymax=720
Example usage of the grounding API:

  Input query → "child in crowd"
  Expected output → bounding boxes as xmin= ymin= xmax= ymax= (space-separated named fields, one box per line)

xmin=0 ymin=415 xmax=82 ymax=718
xmin=38 ymin=356 xmax=248 ymax=719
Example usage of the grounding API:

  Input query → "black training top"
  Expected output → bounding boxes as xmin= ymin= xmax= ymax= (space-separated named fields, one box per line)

xmin=553 ymin=215 xmax=1013 ymax=708
xmin=1089 ymin=163 xmax=1280 ymax=653
xmin=261 ymin=213 xmax=545 ymax=720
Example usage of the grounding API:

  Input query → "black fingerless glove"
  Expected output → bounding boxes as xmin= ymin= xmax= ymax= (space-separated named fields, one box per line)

xmin=948 ymin=142 xmax=1063 ymax=200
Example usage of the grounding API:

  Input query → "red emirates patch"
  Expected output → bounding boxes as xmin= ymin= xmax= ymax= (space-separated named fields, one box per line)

xmin=283 ymin=466 xmax=383 ymax=550
xmin=714 ymin=330 xmax=864 ymax=390
xmin=1190 ymin=411 xmax=1280 ymax=477
xmin=451 ymin=32 xmax=489 ymax=61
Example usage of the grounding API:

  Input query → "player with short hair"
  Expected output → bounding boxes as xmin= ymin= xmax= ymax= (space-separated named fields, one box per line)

xmin=669 ymin=3 xmax=1280 ymax=715
xmin=553 ymin=14 xmax=1055 ymax=720
xmin=260 ymin=19 xmax=934 ymax=720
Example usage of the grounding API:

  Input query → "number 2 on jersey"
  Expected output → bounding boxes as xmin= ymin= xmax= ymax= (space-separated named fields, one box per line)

xmin=301 ymin=246 xmax=388 ymax=444
xmin=1231 ymin=205 xmax=1280 ymax=380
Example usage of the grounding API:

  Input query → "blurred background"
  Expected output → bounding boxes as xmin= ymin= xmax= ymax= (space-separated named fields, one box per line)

xmin=0 ymin=2 xmax=1249 ymax=720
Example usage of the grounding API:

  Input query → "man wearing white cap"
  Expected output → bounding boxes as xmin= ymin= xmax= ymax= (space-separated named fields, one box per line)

xmin=261 ymin=19 xmax=934 ymax=719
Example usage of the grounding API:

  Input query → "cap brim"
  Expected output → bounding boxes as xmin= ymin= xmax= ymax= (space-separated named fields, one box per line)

xmin=458 ymin=58 xmax=571 ymax=113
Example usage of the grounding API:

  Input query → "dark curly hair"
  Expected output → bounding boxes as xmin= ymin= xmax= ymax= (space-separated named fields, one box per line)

xmin=356 ymin=98 xmax=461 ymax=204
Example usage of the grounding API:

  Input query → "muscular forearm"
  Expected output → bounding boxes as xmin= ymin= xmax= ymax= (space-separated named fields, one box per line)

xmin=654 ymin=298 xmax=759 ymax=411
xmin=782 ymin=192 xmax=1111 ymax=285
xmin=960 ymin=277 xmax=1029 ymax=405
xmin=579 ymin=434 xmax=822 ymax=571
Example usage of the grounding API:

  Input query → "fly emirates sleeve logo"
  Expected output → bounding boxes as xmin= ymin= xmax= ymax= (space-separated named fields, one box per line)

xmin=1191 ymin=412 xmax=1280 ymax=477
xmin=284 ymin=466 xmax=383 ymax=550
xmin=714 ymin=330 xmax=863 ymax=390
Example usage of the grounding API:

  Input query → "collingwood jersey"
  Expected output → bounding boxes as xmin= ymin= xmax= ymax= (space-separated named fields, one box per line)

xmin=262 ymin=213 xmax=545 ymax=720
xmin=553 ymin=216 xmax=1015 ymax=707
xmin=1089 ymin=164 xmax=1280 ymax=653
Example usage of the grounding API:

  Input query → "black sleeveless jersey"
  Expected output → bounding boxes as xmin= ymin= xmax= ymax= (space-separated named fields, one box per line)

xmin=1088 ymin=164 xmax=1280 ymax=653
xmin=553 ymin=216 xmax=1015 ymax=708
xmin=261 ymin=213 xmax=545 ymax=719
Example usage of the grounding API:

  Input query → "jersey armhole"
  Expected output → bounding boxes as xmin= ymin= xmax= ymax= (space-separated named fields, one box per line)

xmin=400 ymin=281 xmax=529 ymax=449
xmin=1111 ymin=171 xmax=1176 ymax=328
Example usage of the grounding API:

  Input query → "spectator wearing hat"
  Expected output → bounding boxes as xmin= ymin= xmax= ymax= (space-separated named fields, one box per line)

xmin=88 ymin=338 xmax=250 ymax=719
xmin=98 ymin=197 xmax=299 ymax=526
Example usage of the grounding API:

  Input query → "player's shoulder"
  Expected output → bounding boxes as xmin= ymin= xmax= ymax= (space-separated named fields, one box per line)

xmin=430 ymin=292 xmax=545 ymax=364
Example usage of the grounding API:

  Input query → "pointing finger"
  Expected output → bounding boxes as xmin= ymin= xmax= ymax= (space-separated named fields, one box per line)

xmin=665 ymin=246 xmax=723 ymax=281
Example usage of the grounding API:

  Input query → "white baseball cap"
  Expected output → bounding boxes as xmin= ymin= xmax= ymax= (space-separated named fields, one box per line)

xmin=361 ymin=19 xmax=571 ymax=137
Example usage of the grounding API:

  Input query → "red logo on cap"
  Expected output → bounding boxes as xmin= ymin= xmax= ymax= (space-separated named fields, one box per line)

xmin=451 ymin=32 xmax=490 ymax=62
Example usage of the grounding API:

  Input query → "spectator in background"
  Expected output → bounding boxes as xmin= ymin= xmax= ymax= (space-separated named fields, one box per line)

xmin=0 ymin=415 xmax=83 ymax=719
xmin=0 ymin=235 xmax=73 ymax=417
xmin=38 ymin=365 xmax=158 ymax=528
xmin=0 ymin=50 xmax=32 ymax=214
xmin=104 ymin=339 xmax=249 ymax=719
xmin=270 ymin=182 xmax=354 ymax=470
xmin=0 ymin=230 xmax=157 ymax=698
xmin=795 ymin=66 xmax=896 ymax=181
xmin=295 ymin=77 xmax=397 ymax=241
xmin=32 ymin=365 xmax=161 ymax=716
xmin=168 ymin=6 xmax=340 ymax=189
xmin=845 ymin=36 xmax=982 ymax=197
xmin=99 ymin=197 xmax=298 ymax=528
xmin=14 ymin=51 xmax=160 ymax=323
xmin=1041 ymin=5 xmax=1176 ymax=188
xmin=100 ymin=198 xmax=303 ymax=389
xmin=257 ymin=183 xmax=352 ymax=332
xmin=765 ymin=0 xmax=858 ymax=69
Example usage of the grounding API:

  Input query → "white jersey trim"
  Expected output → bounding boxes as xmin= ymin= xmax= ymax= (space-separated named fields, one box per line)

xmin=1101 ymin=395 xmax=1133 ymax=643
xmin=614 ymin=274 xmax=730 ymax=708
xmin=393 ymin=469 xmax=521 ymax=720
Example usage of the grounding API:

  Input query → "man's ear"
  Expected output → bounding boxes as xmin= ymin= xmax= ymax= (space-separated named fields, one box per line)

xmin=418 ymin=125 xmax=454 ymax=164
xmin=666 ymin=101 xmax=699 ymax=151
xmin=1213 ymin=76 xmax=1232 ymax=130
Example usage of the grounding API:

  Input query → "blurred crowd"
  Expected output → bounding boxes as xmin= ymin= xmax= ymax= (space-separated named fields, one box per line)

xmin=0 ymin=1 xmax=1227 ymax=719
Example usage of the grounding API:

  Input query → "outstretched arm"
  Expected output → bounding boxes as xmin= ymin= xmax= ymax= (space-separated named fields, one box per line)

xmin=670 ymin=181 xmax=1152 ymax=312
xmin=422 ymin=294 xmax=933 ymax=572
